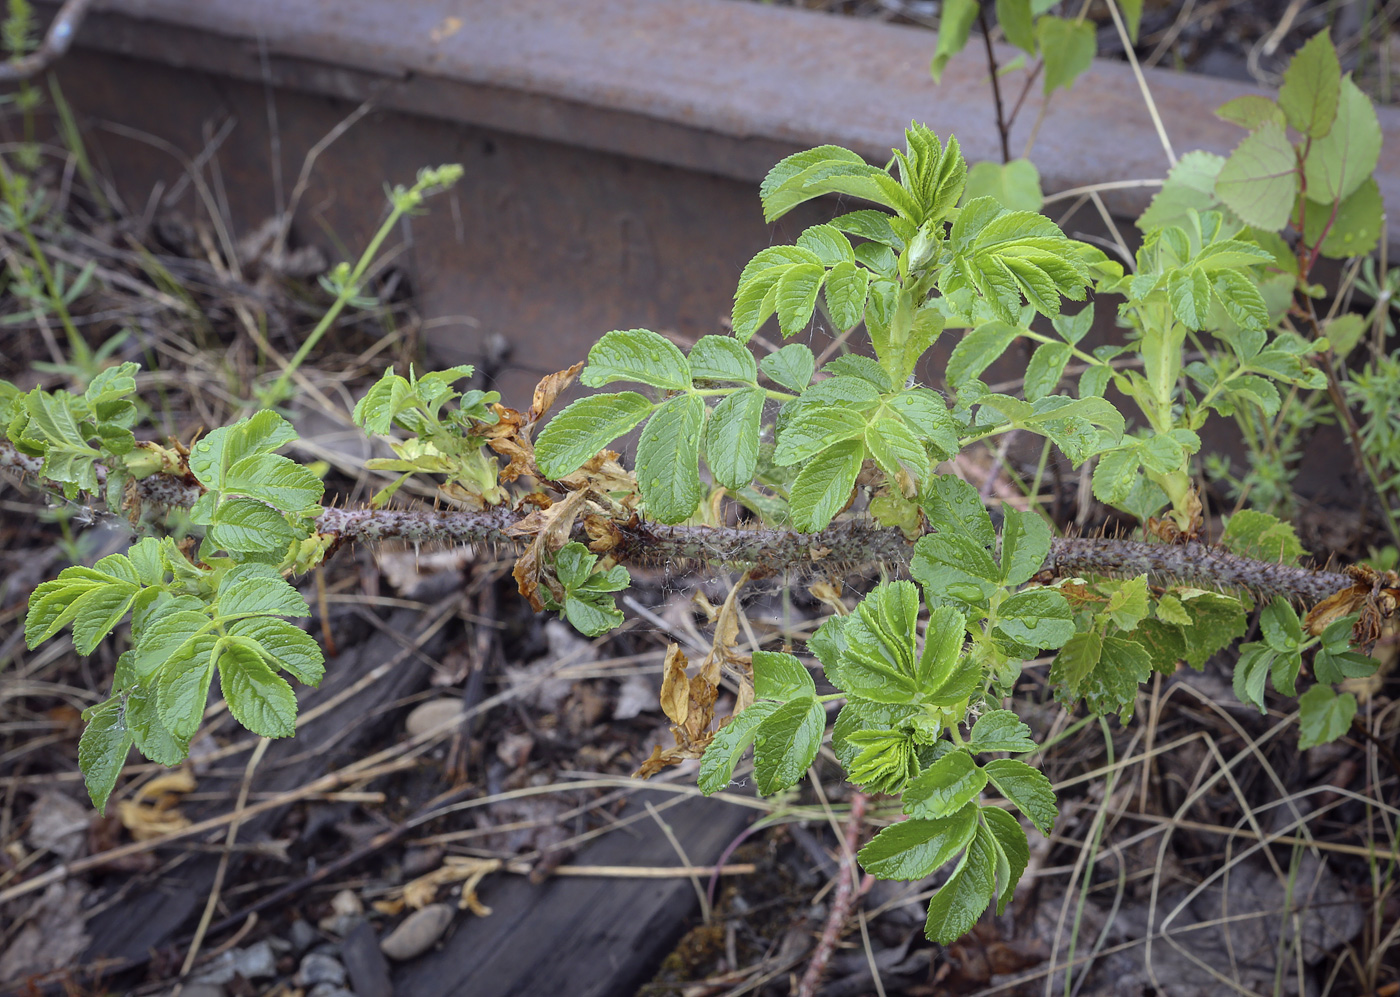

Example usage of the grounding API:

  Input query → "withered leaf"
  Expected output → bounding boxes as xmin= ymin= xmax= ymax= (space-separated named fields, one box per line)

xmin=508 ymin=489 xmax=587 ymax=611
xmin=660 ymin=643 xmax=690 ymax=727
xmin=528 ymin=362 xmax=585 ymax=424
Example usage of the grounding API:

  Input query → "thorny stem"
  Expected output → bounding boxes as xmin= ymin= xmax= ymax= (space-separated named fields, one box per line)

xmin=0 ymin=440 xmax=1361 ymax=605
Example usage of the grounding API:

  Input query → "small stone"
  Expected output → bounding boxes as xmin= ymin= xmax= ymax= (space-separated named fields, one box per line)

xmin=307 ymin=986 xmax=356 ymax=997
xmin=380 ymin=903 xmax=454 ymax=960
xmin=168 ymin=985 xmax=224 ymax=997
xmin=341 ymin=918 xmax=394 ymax=997
xmin=331 ymin=889 xmax=364 ymax=917
xmin=319 ymin=889 xmax=366 ymax=934
xmin=192 ymin=941 xmax=277 ymax=985
xmin=289 ymin=918 xmax=321 ymax=954
xmin=405 ymin=698 xmax=462 ymax=737
xmin=299 ymin=952 xmax=347 ymax=987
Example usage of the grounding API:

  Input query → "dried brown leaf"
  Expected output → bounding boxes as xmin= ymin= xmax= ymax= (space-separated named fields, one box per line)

xmin=528 ymin=362 xmax=585 ymax=424
xmin=508 ymin=488 xmax=588 ymax=611
xmin=660 ymin=643 xmax=691 ymax=727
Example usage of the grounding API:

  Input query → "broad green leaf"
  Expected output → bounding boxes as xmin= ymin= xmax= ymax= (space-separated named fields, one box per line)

xmin=1232 ymin=642 xmax=1273 ymax=711
xmin=562 ymin=594 xmax=624 ymax=637
xmin=705 ymin=387 xmax=764 ymax=490
xmin=1023 ymin=341 xmax=1071 ymax=402
xmin=858 ymin=804 xmax=978 ymax=880
xmin=27 ymin=557 xmax=141 ymax=654
xmin=1302 ymin=76 xmax=1382 ymax=204
xmin=1081 ymin=635 xmax=1153 ymax=721
xmin=759 ymin=344 xmax=816 ymax=393
xmin=1323 ymin=313 xmax=1367 ymax=355
xmin=1216 ymin=95 xmax=1285 ymax=131
xmin=918 ymin=606 xmax=967 ymax=697
xmin=698 ymin=701 xmax=781 ymax=795
xmin=931 ymin=0 xmax=978 ymax=83
xmin=218 ymin=640 xmax=298 ymax=738
xmin=968 ymin=710 xmax=1037 ymax=754
xmin=865 ymin=417 xmax=930 ymax=484
xmin=1103 ymin=576 xmax=1150 ymax=631
xmin=752 ymin=696 xmax=826 ymax=795
xmin=982 ymin=758 xmax=1056 ymax=833
xmin=1221 ymin=509 xmax=1305 ymax=565
xmin=796 ymin=223 xmax=855 ymax=265
xmin=689 ymin=336 xmax=757 ymax=383
xmin=996 ymin=590 xmax=1074 ymax=648
xmin=752 ymin=650 xmax=816 ymax=701
xmin=824 ymin=260 xmax=870 ymax=330
xmin=125 ymin=685 xmax=189 ymax=767
xmin=207 ymin=498 xmax=296 ymax=555
xmin=1138 ymin=151 xmax=1225 ymax=232
xmin=158 ymin=655 xmax=216 ymax=740
xmin=1278 ymin=30 xmax=1341 ymax=138
xmin=999 ymin=508 xmax=1052 ymax=586
xmin=903 ymin=750 xmax=987 ymax=820
xmin=1297 ymin=684 xmax=1356 ymax=749
xmin=1092 ymin=447 xmax=1140 ymax=507
xmin=924 ymin=824 xmax=996 ymax=944
xmin=775 ymin=264 xmax=826 ymax=337
xmin=1179 ymin=590 xmax=1248 ymax=668
xmin=224 ymin=453 xmax=324 ymax=512
xmin=218 ymin=563 xmax=309 ymax=619
xmin=947 ymin=322 xmax=1020 ymax=388
xmin=963 ymin=159 xmax=1042 ymax=212
xmin=912 ymin=532 xmax=1001 ymax=608
xmin=1048 ymin=629 xmax=1101 ymax=692
xmin=921 ymin=474 xmax=995 ymax=547
xmin=775 ymin=407 xmax=868 ymax=465
xmin=227 ymin=617 xmax=324 ymax=685
xmin=1215 ymin=122 xmax=1298 ymax=231
xmin=995 ymin=0 xmax=1035 ymax=52
xmin=1129 ymin=617 xmax=1188 ymax=673
xmin=580 ymin=328 xmax=690 ymax=391
xmin=1259 ymin=597 xmax=1303 ymax=652
xmin=981 ymin=805 xmax=1030 ymax=916
xmin=1038 ymin=16 xmax=1095 ymax=94
xmin=535 ymin=392 xmax=654 ymax=479
xmin=189 ymin=411 xmax=297 ymax=489
xmin=1305 ymin=177 xmax=1384 ymax=260
xmin=79 ymin=697 xmax=133 ymax=814
xmin=789 ymin=439 xmax=864 ymax=532
xmin=760 ymin=146 xmax=868 ymax=221
xmin=636 ymin=393 xmax=705 ymax=524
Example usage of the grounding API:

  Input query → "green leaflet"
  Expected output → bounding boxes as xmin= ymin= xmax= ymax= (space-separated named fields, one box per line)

xmin=26 ymin=552 xmax=141 ymax=654
xmin=930 ymin=0 xmax=978 ymax=83
xmin=982 ymin=758 xmax=1056 ymax=834
xmin=1278 ymin=31 xmax=1341 ymax=139
xmin=636 ymin=393 xmax=706 ymax=524
xmin=189 ymin=410 xmax=298 ymax=491
xmin=968 ymin=710 xmax=1037 ymax=753
xmin=924 ymin=823 xmax=996 ymax=945
xmin=698 ymin=701 xmax=781 ymax=795
xmin=759 ymin=344 xmax=815 ymax=393
xmin=580 ymin=328 xmax=691 ymax=391
xmin=903 ymin=750 xmax=986 ymax=820
xmin=858 ymin=803 xmax=978 ymax=880
xmin=1038 ymin=16 xmax=1095 ymax=95
xmin=981 ymin=805 xmax=1030 ymax=915
xmin=688 ymin=335 xmax=758 ymax=383
xmin=1297 ymin=685 xmax=1356 ymax=750
xmin=1302 ymin=76 xmax=1382 ymax=205
xmin=788 ymin=439 xmax=864 ymax=532
xmin=752 ymin=650 xmax=816 ymax=701
xmin=217 ymin=563 xmax=309 ymax=619
xmin=218 ymin=640 xmax=298 ymax=738
xmin=78 ymin=697 xmax=134 ymax=814
xmin=541 ymin=542 xmax=629 ymax=636
xmin=1215 ymin=122 xmax=1297 ymax=231
xmin=704 ymin=387 xmax=764 ymax=490
xmin=752 ymin=696 xmax=826 ymax=795
xmin=534 ymin=392 xmax=654 ymax=479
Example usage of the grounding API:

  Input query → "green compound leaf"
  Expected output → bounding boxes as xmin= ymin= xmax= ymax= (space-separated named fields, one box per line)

xmin=995 ymin=590 xmax=1075 ymax=649
xmin=636 ymin=393 xmax=706 ymax=524
xmin=968 ymin=710 xmax=1037 ymax=754
xmin=1215 ymin=121 xmax=1298 ymax=231
xmin=924 ymin=823 xmax=997 ymax=944
xmin=1297 ymin=684 xmax=1356 ymax=750
xmin=79 ymin=697 xmax=134 ymax=814
xmin=705 ymin=386 xmax=764 ymax=490
xmin=858 ymin=803 xmax=978 ymax=880
xmin=789 ymin=439 xmax=864 ymax=532
xmin=217 ymin=640 xmax=298 ymax=738
xmin=752 ymin=696 xmax=826 ymax=795
xmin=982 ymin=758 xmax=1056 ymax=834
xmin=752 ymin=650 xmax=816 ymax=701
xmin=226 ymin=617 xmax=325 ymax=685
xmin=903 ymin=750 xmax=987 ymax=820
xmin=759 ymin=344 xmax=815 ymax=393
xmin=207 ymin=498 xmax=297 ymax=555
xmin=217 ymin=563 xmax=309 ymax=619
xmin=543 ymin=542 xmax=630 ymax=637
xmin=1302 ymin=76 xmax=1382 ymax=204
xmin=688 ymin=336 xmax=758 ymax=383
xmin=580 ymin=328 xmax=691 ymax=391
xmin=698 ymin=701 xmax=781 ymax=795
xmin=534 ymin=392 xmax=654 ymax=479
xmin=1278 ymin=30 xmax=1341 ymax=139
